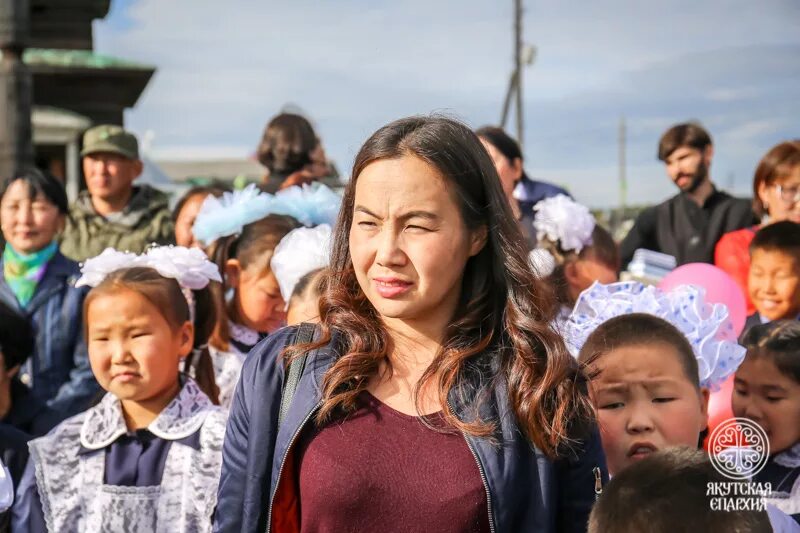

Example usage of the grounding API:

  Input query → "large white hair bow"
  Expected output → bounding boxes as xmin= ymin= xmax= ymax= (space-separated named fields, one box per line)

xmin=270 ymin=224 xmax=332 ymax=304
xmin=532 ymin=194 xmax=595 ymax=253
xmin=563 ymin=281 xmax=746 ymax=390
xmin=76 ymin=246 xmax=222 ymax=322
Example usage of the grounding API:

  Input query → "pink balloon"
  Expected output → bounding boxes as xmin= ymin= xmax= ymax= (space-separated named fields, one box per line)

xmin=658 ymin=263 xmax=747 ymax=337
xmin=703 ymin=375 xmax=735 ymax=451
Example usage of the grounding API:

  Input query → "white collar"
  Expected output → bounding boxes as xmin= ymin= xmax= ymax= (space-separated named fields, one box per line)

xmin=229 ymin=321 xmax=260 ymax=346
xmin=774 ymin=442 xmax=800 ymax=469
xmin=79 ymin=379 xmax=215 ymax=450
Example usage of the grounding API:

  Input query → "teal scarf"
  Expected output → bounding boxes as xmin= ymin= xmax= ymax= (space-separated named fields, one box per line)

xmin=3 ymin=242 xmax=58 ymax=307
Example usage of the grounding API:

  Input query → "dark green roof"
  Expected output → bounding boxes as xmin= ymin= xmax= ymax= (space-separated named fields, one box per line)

xmin=22 ymin=48 xmax=154 ymax=71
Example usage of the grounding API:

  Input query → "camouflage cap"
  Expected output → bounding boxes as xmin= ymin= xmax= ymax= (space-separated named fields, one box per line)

xmin=81 ymin=124 xmax=139 ymax=160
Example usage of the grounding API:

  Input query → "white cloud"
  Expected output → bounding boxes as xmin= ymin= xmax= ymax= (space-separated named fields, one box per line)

xmin=95 ymin=0 xmax=800 ymax=206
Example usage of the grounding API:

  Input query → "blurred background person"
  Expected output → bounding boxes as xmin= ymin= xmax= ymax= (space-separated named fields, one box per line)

xmin=257 ymin=112 xmax=336 ymax=192
xmin=476 ymin=126 xmax=571 ymax=248
xmin=0 ymin=169 xmax=97 ymax=433
xmin=716 ymin=140 xmax=800 ymax=314
xmin=172 ymin=185 xmax=229 ymax=249
xmin=60 ymin=125 xmax=174 ymax=262
xmin=620 ymin=122 xmax=754 ymax=269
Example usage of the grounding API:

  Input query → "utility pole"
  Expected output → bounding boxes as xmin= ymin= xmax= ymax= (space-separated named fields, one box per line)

xmin=618 ymin=115 xmax=627 ymax=209
xmin=514 ymin=0 xmax=523 ymax=147
xmin=0 ymin=0 xmax=33 ymax=179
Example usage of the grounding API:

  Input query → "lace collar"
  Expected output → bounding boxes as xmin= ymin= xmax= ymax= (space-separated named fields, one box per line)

xmin=80 ymin=379 xmax=215 ymax=450
xmin=774 ymin=442 xmax=800 ymax=469
xmin=229 ymin=321 xmax=261 ymax=347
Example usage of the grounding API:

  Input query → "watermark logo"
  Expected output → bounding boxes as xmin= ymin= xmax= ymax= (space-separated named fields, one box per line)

xmin=708 ymin=418 xmax=770 ymax=481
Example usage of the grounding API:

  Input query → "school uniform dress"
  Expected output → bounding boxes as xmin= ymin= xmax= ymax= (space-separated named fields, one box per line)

xmin=12 ymin=379 xmax=227 ymax=533
xmin=209 ymin=322 xmax=266 ymax=408
xmin=756 ymin=443 xmax=800 ymax=524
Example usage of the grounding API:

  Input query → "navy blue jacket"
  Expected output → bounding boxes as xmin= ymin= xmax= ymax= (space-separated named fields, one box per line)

xmin=0 ymin=252 xmax=98 ymax=432
xmin=515 ymin=176 xmax=572 ymax=249
xmin=214 ymin=327 xmax=607 ymax=533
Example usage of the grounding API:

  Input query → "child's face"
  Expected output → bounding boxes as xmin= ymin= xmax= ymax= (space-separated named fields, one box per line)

xmin=87 ymin=289 xmax=193 ymax=406
xmin=732 ymin=356 xmax=800 ymax=455
xmin=174 ymin=192 xmax=208 ymax=249
xmin=229 ymin=261 xmax=287 ymax=333
xmin=588 ymin=343 xmax=709 ymax=476
xmin=748 ymin=248 xmax=800 ymax=321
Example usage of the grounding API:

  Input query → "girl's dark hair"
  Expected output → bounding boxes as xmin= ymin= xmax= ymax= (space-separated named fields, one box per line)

xmin=751 ymin=140 xmax=800 ymax=218
xmin=539 ymin=224 xmax=620 ymax=307
xmin=286 ymin=115 xmax=593 ymax=457
xmin=256 ymin=113 xmax=318 ymax=175
xmin=0 ymin=300 xmax=34 ymax=369
xmin=83 ymin=267 xmax=220 ymax=404
xmin=474 ymin=125 xmax=529 ymax=181
xmin=206 ymin=214 xmax=299 ymax=350
xmin=172 ymin=185 xmax=229 ymax=221
xmin=740 ymin=320 xmax=800 ymax=383
xmin=0 ymin=167 xmax=68 ymax=214
xmin=577 ymin=313 xmax=700 ymax=389
xmin=290 ymin=267 xmax=326 ymax=303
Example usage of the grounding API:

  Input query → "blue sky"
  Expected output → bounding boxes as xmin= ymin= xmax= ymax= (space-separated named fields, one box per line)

xmin=94 ymin=0 xmax=800 ymax=207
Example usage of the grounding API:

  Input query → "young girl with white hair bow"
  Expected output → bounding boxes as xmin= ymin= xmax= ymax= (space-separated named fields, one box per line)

xmin=12 ymin=246 xmax=227 ymax=533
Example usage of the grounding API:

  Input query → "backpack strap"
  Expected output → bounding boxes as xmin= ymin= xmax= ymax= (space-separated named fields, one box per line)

xmin=277 ymin=323 xmax=318 ymax=428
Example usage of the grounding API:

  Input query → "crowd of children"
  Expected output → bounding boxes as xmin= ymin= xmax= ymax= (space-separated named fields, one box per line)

xmin=0 ymin=122 xmax=798 ymax=532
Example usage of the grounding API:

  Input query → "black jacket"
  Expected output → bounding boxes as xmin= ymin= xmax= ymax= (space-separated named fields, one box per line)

xmin=620 ymin=188 xmax=754 ymax=269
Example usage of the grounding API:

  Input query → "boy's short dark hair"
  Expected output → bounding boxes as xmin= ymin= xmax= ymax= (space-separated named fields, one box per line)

xmin=749 ymin=220 xmax=800 ymax=262
xmin=0 ymin=300 xmax=34 ymax=369
xmin=578 ymin=313 xmax=700 ymax=389
xmin=589 ymin=447 xmax=772 ymax=533
xmin=657 ymin=122 xmax=713 ymax=162
xmin=741 ymin=320 xmax=800 ymax=384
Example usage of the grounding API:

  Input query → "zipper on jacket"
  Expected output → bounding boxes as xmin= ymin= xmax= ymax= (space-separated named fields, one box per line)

xmin=265 ymin=402 xmax=322 ymax=533
xmin=448 ymin=400 xmax=496 ymax=533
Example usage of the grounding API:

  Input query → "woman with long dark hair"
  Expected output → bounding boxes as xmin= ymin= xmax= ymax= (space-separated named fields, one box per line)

xmin=215 ymin=116 xmax=606 ymax=533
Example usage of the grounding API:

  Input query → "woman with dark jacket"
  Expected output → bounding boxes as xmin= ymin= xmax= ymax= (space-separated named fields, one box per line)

xmin=476 ymin=126 xmax=572 ymax=249
xmin=0 ymin=169 xmax=97 ymax=434
xmin=215 ymin=116 xmax=607 ymax=533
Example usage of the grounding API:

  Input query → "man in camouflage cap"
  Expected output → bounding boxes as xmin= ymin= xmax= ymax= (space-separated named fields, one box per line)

xmin=60 ymin=125 xmax=174 ymax=261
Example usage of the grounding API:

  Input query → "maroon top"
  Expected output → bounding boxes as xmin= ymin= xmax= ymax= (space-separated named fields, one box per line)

xmin=297 ymin=391 xmax=491 ymax=533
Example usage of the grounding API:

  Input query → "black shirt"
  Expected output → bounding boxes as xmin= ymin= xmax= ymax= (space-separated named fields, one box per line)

xmin=620 ymin=188 xmax=754 ymax=269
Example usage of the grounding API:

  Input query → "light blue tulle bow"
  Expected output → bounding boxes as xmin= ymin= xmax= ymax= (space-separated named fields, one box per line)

xmin=564 ymin=281 xmax=746 ymax=390
xmin=192 ymin=183 xmax=341 ymax=245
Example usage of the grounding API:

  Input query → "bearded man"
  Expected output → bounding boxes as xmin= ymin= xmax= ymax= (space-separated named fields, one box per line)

xmin=620 ymin=122 xmax=755 ymax=268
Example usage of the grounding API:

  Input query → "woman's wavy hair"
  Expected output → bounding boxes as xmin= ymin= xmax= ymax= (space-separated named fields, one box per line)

xmin=752 ymin=140 xmax=800 ymax=218
xmin=286 ymin=115 xmax=594 ymax=457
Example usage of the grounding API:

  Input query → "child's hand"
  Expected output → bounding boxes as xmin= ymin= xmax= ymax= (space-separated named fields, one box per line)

xmin=0 ymin=352 xmax=20 ymax=419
